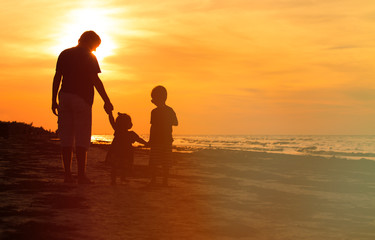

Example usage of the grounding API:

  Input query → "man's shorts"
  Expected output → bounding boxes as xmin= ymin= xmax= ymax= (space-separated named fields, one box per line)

xmin=58 ymin=92 xmax=92 ymax=149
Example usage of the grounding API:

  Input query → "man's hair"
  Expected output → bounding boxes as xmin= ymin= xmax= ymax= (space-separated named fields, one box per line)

xmin=78 ymin=31 xmax=101 ymax=46
xmin=151 ymin=85 xmax=168 ymax=102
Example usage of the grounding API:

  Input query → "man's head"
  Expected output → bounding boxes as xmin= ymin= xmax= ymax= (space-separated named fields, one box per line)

xmin=78 ymin=31 xmax=101 ymax=51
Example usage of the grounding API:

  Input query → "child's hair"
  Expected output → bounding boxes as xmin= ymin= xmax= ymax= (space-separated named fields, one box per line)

xmin=151 ymin=85 xmax=167 ymax=102
xmin=115 ymin=112 xmax=133 ymax=130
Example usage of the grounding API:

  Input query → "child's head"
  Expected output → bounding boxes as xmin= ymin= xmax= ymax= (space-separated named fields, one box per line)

xmin=151 ymin=85 xmax=167 ymax=106
xmin=115 ymin=112 xmax=133 ymax=130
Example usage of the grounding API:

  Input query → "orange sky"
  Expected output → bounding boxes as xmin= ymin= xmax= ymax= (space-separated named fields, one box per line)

xmin=1 ymin=0 xmax=375 ymax=135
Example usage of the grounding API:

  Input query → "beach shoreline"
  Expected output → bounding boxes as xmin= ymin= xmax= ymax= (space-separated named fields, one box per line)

xmin=1 ymin=136 xmax=375 ymax=239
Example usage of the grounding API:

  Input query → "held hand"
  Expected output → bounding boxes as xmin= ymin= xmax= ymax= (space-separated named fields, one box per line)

xmin=108 ymin=110 xmax=114 ymax=118
xmin=52 ymin=102 xmax=59 ymax=116
xmin=104 ymin=101 xmax=114 ymax=114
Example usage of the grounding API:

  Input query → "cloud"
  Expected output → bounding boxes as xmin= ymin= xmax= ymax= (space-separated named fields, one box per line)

xmin=326 ymin=45 xmax=362 ymax=50
xmin=344 ymin=88 xmax=375 ymax=102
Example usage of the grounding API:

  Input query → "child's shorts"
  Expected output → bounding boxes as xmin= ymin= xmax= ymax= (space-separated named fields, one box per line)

xmin=58 ymin=92 xmax=92 ymax=149
xmin=150 ymin=144 xmax=173 ymax=167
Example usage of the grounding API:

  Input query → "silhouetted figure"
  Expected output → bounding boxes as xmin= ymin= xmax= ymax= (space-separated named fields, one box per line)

xmin=52 ymin=31 xmax=113 ymax=184
xmin=148 ymin=86 xmax=178 ymax=186
xmin=106 ymin=111 xmax=147 ymax=185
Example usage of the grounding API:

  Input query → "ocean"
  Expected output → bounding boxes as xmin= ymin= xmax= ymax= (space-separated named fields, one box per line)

xmin=91 ymin=135 xmax=375 ymax=161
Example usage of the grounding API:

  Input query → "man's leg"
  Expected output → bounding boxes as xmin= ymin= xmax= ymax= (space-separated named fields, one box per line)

xmin=76 ymin=146 xmax=92 ymax=184
xmin=58 ymin=92 xmax=75 ymax=183
xmin=72 ymin=93 xmax=92 ymax=184
xmin=62 ymin=146 xmax=74 ymax=183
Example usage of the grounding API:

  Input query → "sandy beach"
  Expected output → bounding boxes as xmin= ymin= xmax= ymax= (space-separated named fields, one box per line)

xmin=1 ymin=136 xmax=375 ymax=239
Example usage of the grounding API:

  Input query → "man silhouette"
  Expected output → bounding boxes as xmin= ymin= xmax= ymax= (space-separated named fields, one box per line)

xmin=52 ymin=30 xmax=113 ymax=184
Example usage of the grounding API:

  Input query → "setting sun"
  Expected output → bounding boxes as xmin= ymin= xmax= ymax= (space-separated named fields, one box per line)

xmin=52 ymin=7 xmax=119 ymax=62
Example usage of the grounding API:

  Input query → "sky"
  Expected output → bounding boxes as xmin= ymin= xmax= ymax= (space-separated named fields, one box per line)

xmin=1 ymin=0 xmax=375 ymax=135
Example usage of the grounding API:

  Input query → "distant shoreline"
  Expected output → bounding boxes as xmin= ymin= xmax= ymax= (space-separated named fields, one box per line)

xmin=91 ymin=134 xmax=375 ymax=161
xmin=2 ymin=120 xmax=375 ymax=161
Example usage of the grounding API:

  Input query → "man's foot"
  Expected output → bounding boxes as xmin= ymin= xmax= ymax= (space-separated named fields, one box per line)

xmin=78 ymin=176 xmax=94 ymax=184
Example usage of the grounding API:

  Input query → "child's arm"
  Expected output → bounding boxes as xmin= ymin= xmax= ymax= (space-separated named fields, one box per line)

xmin=172 ymin=117 xmax=178 ymax=126
xmin=172 ymin=110 xmax=178 ymax=126
xmin=108 ymin=111 xmax=116 ymax=130
xmin=133 ymin=132 xmax=148 ymax=146
xmin=136 ymin=136 xmax=148 ymax=146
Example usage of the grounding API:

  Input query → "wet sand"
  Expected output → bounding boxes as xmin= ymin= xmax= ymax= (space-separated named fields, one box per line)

xmin=1 ymin=137 xmax=375 ymax=239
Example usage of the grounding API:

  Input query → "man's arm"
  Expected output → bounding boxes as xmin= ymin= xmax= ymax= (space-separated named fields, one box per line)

xmin=92 ymin=74 xmax=113 ymax=114
xmin=51 ymin=71 xmax=62 ymax=116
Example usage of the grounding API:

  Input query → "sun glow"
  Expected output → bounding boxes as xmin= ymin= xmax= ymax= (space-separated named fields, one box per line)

xmin=53 ymin=7 xmax=119 ymax=62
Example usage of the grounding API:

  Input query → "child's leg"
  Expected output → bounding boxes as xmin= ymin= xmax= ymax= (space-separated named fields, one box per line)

xmin=149 ymin=162 xmax=157 ymax=184
xmin=162 ymin=164 xmax=169 ymax=186
xmin=121 ymin=159 xmax=132 ymax=182
xmin=162 ymin=147 xmax=172 ymax=186
xmin=111 ymin=166 xmax=116 ymax=185
xmin=118 ymin=160 xmax=128 ymax=183
xmin=120 ymin=168 xmax=127 ymax=183
xmin=149 ymin=149 xmax=157 ymax=184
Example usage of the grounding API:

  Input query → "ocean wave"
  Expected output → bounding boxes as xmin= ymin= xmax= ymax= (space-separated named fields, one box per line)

xmin=91 ymin=135 xmax=375 ymax=160
xmin=297 ymin=148 xmax=375 ymax=158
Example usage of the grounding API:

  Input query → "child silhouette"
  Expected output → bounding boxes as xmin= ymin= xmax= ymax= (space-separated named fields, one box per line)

xmin=148 ymin=86 xmax=178 ymax=186
xmin=106 ymin=111 xmax=147 ymax=185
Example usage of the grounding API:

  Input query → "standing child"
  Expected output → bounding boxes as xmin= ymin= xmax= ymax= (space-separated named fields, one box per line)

xmin=148 ymin=86 xmax=178 ymax=186
xmin=107 ymin=111 xmax=147 ymax=185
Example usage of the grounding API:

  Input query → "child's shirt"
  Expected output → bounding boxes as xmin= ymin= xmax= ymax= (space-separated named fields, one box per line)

xmin=149 ymin=105 xmax=178 ymax=146
xmin=110 ymin=130 xmax=141 ymax=160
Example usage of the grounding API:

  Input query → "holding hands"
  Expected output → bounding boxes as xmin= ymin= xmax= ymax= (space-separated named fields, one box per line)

xmin=104 ymin=101 xmax=114 ymax=114
xmin=52 ymin=101 xmax=59 ymax=116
